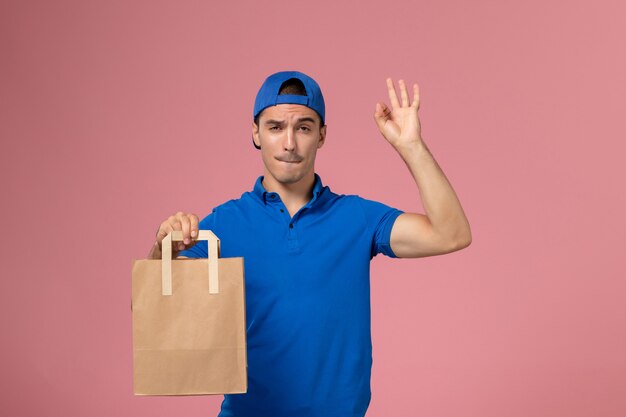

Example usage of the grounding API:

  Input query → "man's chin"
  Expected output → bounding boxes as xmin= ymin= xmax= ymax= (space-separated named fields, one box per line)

xmin=269 ymin=170 xmax=306 ymax=185
xmin=275 ymin=174 xmax=303 ymax=185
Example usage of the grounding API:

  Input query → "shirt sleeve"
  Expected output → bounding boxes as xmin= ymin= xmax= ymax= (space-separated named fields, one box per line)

xmin=176 ymin=209 xmax=217 ymax=258
xmin=355 ymin=196 xmax=405 ymax=259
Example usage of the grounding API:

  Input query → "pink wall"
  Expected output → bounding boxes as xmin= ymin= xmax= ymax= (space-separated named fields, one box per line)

xmin=2 ymin=0 xmax=625 ymax=416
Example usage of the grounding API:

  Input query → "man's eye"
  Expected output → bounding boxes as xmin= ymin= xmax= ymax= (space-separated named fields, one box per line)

xmin=299 ymin=126 xmax=311 ymax=132
xmin=269 ymin=126 xmax=281 ymax=131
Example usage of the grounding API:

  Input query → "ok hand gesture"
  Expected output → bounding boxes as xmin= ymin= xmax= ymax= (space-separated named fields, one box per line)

xmin=373 ymin=78 xmax=423 ymax=149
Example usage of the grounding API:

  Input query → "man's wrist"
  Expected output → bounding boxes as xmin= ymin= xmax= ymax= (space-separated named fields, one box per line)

xmin=394 ymin=136 xmax=426 ymax=153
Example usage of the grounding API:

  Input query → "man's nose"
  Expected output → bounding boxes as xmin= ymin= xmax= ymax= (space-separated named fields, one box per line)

xmin=283 ymin=128 xmax=296 ymax=151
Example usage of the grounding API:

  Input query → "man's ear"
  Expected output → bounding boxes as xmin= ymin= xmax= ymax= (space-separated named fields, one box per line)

xmin=252 ymin=122 xmax=261 ymax=148
xmin=318 ymin=124 xmax=327 ymax=149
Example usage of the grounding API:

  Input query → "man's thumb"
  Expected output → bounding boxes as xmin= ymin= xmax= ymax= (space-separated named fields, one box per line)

xmin=373 ymin=103 xmax=387 ymax=130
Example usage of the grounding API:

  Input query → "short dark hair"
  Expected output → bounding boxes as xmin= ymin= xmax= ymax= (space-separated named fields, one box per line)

xmin=252 ymin=78 xmax=322 ymax=150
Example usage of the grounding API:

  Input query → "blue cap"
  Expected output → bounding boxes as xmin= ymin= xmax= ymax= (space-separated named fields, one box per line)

xmin=253 ymin=71 xmax=325 ymax=125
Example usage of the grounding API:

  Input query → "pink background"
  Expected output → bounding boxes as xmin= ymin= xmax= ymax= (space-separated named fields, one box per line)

xmin=2 ymin=0 xmax=625 ymax=416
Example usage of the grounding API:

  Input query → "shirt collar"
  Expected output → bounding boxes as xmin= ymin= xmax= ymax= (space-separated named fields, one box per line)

xmin=252 ymin=173 xmax=326 ymax=206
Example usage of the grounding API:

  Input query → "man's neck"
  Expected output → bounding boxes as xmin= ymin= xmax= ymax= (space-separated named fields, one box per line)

xmin=262 ymin=171 xmax=315 ymax=215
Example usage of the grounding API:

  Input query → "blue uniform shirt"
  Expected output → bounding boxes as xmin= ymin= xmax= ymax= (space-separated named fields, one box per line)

xmin=178 ymin=173 xmax=404 ymax=417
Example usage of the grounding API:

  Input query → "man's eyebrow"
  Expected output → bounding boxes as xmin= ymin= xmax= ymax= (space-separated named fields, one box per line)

xmin=264 ymin=117 xmax=317 ymax=125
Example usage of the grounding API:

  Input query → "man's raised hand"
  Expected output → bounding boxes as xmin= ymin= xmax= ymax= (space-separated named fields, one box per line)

xmin=373 ymin=78 xmax=423 ymax=149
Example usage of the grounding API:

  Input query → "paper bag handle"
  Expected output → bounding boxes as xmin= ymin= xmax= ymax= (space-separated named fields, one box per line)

xmin=161 ymin=230 xmax=221 ymax=296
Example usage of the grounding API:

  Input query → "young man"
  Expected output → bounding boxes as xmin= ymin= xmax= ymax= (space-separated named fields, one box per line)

xmin=148 ymin=70 xmax=471 ymax=417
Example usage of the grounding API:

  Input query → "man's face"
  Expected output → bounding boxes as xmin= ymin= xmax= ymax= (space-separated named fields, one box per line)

xmin=252 ymin=104 xmax=326 ymax=186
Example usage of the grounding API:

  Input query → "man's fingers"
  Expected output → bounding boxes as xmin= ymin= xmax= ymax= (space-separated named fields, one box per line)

xmin=374 ymin=102 xmax=391 ymax=126
xmin=167 ymin=217 xmax=185 ymax=251
xmin=179 ymin=214 xmax=191 ymax=244
xmin=156 ymin=212 xmax=200 ymax=253
xmin=412 ymin=83 xmax=420 ymax=109
xmin=190 ymin=214 xmax=199 ymax=239
xmin=399 ymin=79 xmax=409 ymax=107
xmin=156 ymin=219 xmax=176 ymax=243
xmin=373 ymin=103 xmax=387 ymax=130
xmin=386 ymin=78 xmax=400 ymax=109
xmin=156 ymin=227 xmax=168 ymax=242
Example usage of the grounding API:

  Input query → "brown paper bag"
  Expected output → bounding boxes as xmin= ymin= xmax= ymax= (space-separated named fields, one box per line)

xmin=131 ymin=230 xmax=247 ymax=395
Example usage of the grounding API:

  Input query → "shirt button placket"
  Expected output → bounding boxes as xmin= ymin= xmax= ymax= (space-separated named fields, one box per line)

xmin=287 ymin=218 xmax=298 ymax=250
